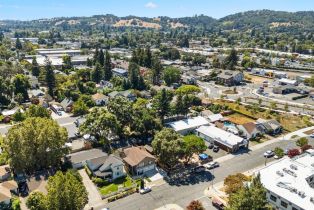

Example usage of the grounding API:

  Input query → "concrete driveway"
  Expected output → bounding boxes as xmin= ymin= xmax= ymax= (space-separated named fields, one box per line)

xmin=78 ymin=169 xmax=103 ymax=209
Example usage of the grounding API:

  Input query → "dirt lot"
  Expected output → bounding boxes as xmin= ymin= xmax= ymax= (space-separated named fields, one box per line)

xmin=245 ymin=73 xmax=273 ymax=85
xmin=227 ymin=113 xmax=255 ymax=125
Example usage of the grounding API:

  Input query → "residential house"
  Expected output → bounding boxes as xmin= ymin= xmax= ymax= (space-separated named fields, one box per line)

xmin=0 ymin=165 xmax=10 ymax=181
xmin=256 ymin=119 xmax=282 ymax=135
xmin=121 ymin=147 xmax=156 ymax=176
xmin=92 ymin=93 xmax=109 ymax=106
xmin=167 ymin=116 xmax=210 ymax=135
xmin=86 ymin=154 xmax=125 ymax=181
xmin=207 ymin=113 xmax=224 ymax=123
xmin=28 ymin=89 xmax=45 ymax=98
xmin=0 ymin=180 xmax=18 ymax=206
xmin=139 ymin=90 xmax=152 ymax=99
xmin=108 ymin=90 xmax=136 ymax=102
xmin=216 ymin=70 xmax=244 ymax=86
xmin=60 ymin=98 xmax=74 ymax=112
xmin=112 ymin=68 xmax=128 ymax=77
xmin=195 ymin=125 xmax=248 ymax=153
xmin=237 ymin=122 xmax=261 ymax=139
xmin=1 ymin=107 xmax=24 ymax=123
xmin=200 ymin=110 xmax=214 ymax=118
xmin=66 ymin=148 xmax=108 ymax=169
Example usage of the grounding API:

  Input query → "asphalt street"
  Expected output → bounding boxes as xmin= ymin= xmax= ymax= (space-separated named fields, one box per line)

xmin=102 ymin=138 xmax=313 ymax=210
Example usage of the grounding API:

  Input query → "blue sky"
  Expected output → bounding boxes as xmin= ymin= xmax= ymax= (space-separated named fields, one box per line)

xmin=0 ymin=0 xmax=314 ymax=20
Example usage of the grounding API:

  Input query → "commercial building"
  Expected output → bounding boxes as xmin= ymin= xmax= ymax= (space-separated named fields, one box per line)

xmin=258 ymin=150 xmax=314 ymax=210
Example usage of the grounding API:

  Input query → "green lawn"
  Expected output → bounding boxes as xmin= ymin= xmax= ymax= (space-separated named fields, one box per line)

xmin=99 ymin=176 xmax=135 ymax=196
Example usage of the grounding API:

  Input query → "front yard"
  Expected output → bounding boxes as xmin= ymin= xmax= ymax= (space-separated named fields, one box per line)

xmin=98 ymin=176 xmax=137 ymax=196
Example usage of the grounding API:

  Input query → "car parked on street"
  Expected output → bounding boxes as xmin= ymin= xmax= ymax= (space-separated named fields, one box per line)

xmin=264 ymin=150 xmax=274 ymax=158
xmin=204 ymin=161 xmax=220 ymax=170
xmin=213 ymin=145 xmax=219 ymax=152
xmin=139 ymin=187 xmax=152 ymax=194
xmin=208 ymin=142 xmax=214 ymax=149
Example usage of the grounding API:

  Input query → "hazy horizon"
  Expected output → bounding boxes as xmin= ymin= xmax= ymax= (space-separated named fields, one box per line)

xmin=0 ymin=0 xmax=314 ymax=21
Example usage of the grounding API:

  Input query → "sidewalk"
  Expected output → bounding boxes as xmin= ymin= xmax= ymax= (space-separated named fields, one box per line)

xmin=155 ymin=204 xmax=184 ymax=210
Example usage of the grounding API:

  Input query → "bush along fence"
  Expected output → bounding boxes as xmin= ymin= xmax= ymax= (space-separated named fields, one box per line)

xmin=104 ymin=183 xmax=138 ymax=202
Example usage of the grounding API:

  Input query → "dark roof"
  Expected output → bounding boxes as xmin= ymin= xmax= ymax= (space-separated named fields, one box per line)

xmin=60 ymin=98 xmax=74 ymax=109
xmin=67 ymin=148 xmax=107 ymax=164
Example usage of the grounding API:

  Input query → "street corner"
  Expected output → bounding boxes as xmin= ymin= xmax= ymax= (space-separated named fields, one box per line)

xmin=155 ymin=204 xmax=184 ymax=210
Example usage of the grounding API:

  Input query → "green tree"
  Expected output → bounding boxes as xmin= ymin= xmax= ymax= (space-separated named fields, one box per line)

xmin=183 ymin=135 xmax=207 ymax=162
xmin=151 ymin=56 xmax=163 ymax=85
xmin=80 ymin=108 xmax=120 ymax=144
xmin=62 ymin=55 xmax=72 ymax=71
xmin=13 ymin=74 xmax=30 ymax=101
xmin=98 ymin=49 xmax=104 ymax=66
xmin=296 ymin=137 xmax=308 ymax=147
xmin=163 ymin=66 xmax=181 ymax=86
xmin=45 ymin=59 xmax=56 ymax=97
xmin=104 ymin=50 xmax=112 ymax=80
xmin=31 ymin=57 xmax=40 ymax=77
xmin=144 ymin=46 xmax=152 ymax=68
xmin=15 ymin=38 xmax=22 ymax=50
xmin=25 ymin=105 xmax=51 ymax=118
xmin=270 ymin=101 xmax=277 ymax=110
xmin=91 ymin=62 xmax=104 ymax=83
xmin=4 ymin=117 xmax=68 ymax=173
xmin=128 ymin=62 xmax=140 ymax=89
xmin=274 ymin=147 xmax=284 ymax=158
xmin=152 ymin=128 xmax=184 ymax=169
xmin=175 ymin=85 xmax=200 ymax=95
xmin=45 ymin=170 xmax=88 ymax=210
xmin=72 ymin=99 xmax=89 ymax=116
xmin=26 ymin=191 xmax=47 ymax=210
xmin=107 ymin=96 xmax=133 ymax=126
xmin=152 ymin=89 xmax=173 ymax=121
xmin=12 ymin=109 xmax=25 ymax=122
xmin=224 ymin=48 xmax=238 ymax=70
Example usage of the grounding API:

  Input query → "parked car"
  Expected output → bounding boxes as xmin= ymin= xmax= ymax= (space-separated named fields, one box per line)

xmin=192 ymin=166 xmax=206 ymax=173
xmin=264 ymin=150 xmax=274 ymax=158
xmin=213 ymin=145 xmax=219 ymax=152
xmin=204 ymin=161 xmax=220 ymax=170
xmin=309 ymin=133 xmax=314 ymax=138
xmin=212 ymin=198 xmax=225 ymax=210
xmin=139 ymin=187 xmax=152 ymax=194
xmin=208 ymin=142 xmax=214 ymax=149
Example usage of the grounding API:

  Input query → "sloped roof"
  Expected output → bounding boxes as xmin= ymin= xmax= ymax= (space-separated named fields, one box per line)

xmin=123 ymin=147 xmax=156 ymax=167
xmin=0 ymin=180 xmax=18 ymax=191
xmin=241 ymin=122 xmax=257 ymax=134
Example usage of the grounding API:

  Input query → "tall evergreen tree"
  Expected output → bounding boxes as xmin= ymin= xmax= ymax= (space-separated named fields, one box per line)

xmin=91 ymin=62 xmax=103 ymax=83
xmin=128 ymin=62 xmax=140 ymax=89
xmin=45 ymin=59 xmax=56 ymax=97
xmin=144 ymin=46 xmax=152 ymax=68
xmin=104 ymin=50 xmax=112 ymax=80
xmin=93 ymin=47 xmax=99 ymax=64
xmin=151 ymin=56 xmax=163 ymax=85
xmin=98 ymin=49 xmax=105 ymax=66
xmin=152 ymin=89 xmax=172 ymax=121
xmin=224 ymin=48 xmax=238 ymax=70
xmin=15 ymin=37 xmax=22 ymax=50
xmin=31 ymin=57 xmax=40 ymax=77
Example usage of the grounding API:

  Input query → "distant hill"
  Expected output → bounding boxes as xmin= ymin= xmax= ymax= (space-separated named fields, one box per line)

xmin=1 ymin=10 xmax=314 ymax=33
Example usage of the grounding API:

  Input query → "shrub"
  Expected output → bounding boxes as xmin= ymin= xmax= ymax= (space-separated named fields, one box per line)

xmin=301 ymin=144 xmax=312 ymax=153
xmin=92 ymin=177 xmax=110 ymax=187
xmin=296 ymin=137 xmax=308 ymax=147
xmin=274 ymin=147 xmax=284 ymax=158
xmin=287 ymin=149 xmax=300 ymax=158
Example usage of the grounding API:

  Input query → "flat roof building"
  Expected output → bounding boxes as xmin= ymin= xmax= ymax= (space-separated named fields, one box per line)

xmin=258 ymin=150 xmax=314 ymax=210
xmin=167 ymin=116 xmax=210 ymax=135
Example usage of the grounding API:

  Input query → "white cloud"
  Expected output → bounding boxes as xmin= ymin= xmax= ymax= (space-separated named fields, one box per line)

xmin=145 ymin=2 xmax=157 ymax=9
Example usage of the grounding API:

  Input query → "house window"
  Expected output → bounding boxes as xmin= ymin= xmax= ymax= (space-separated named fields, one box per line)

xmin=270 ymin=195 xmax=277 ymax=202
xmin=281 ymin=201 xmax=288 ymax=208
xmin=292 ymin=207 xmax=298 ymax=210
xmin=116 ymin=172 xmax=119 ymax=176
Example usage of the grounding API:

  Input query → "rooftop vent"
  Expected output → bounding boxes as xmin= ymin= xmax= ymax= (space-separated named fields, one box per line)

xmin=276 ymin=171 xmax=284 ymax=177
xmin=283 ymin=168 xmax=297 ymax=177
xmin=298 ymin=191 xmax=306 ymax=198
xmin=290 ymin=164 xmax=298 ymax=170
xmin=310 ymin=197 xmax=314 ymax=203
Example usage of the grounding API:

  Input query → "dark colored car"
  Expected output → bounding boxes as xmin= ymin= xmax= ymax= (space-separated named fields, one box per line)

xmin=192 ymin=165 xmax=206 ymax=173
xmin=212 ymin=198 xmax=225 ymax=210
xmin=213 ymin=145 xmax=220 ymax=152
xmin=208 ymin=143 xmax=214 ymax=149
